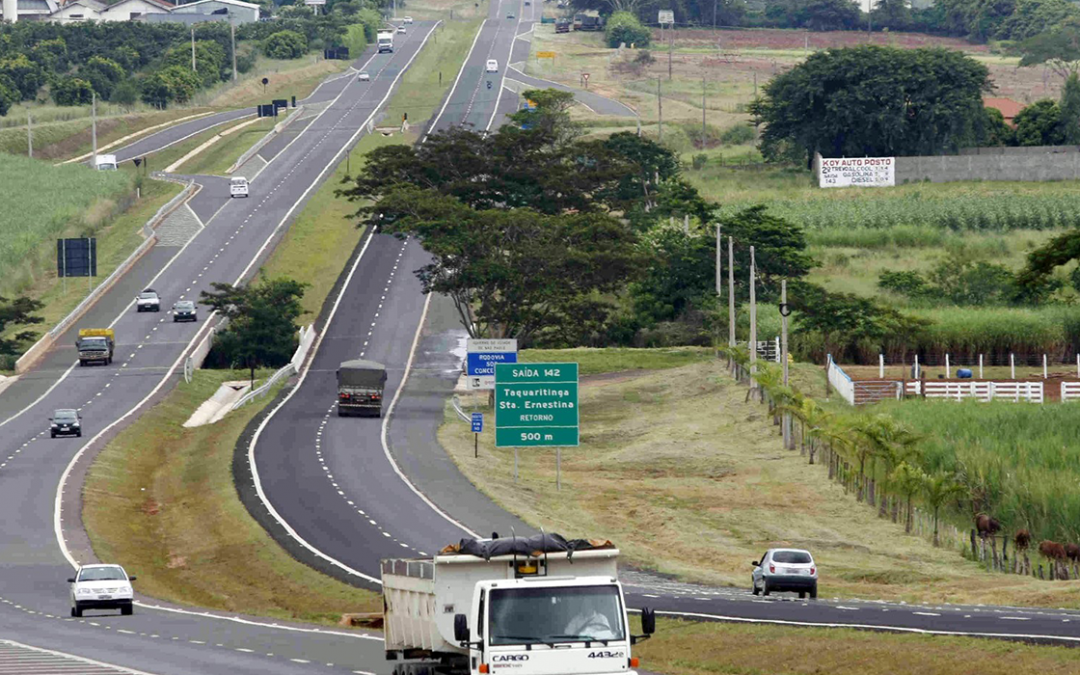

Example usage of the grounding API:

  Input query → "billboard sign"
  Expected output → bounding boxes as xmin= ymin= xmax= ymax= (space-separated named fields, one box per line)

xmin=495 ymin=363 xmax=579 ymax=448
xmin=819 ymin=156 xmax=895 ymax=188
xmin=466 ymin=338 xmax=518 ymax=390
xmin=658 ymin=9 xmax=674 ymax=24
xmin=57 ymin=238 xmax=97 ymax=278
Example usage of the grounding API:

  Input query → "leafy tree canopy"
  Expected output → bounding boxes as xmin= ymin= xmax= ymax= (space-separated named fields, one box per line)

xmin=0 ymin=295 xmax=43 ymax=358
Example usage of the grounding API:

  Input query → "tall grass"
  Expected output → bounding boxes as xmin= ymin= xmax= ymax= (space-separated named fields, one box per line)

xmin=0 ymin=155 xmax=133 ymax=293
xmin=880 ymin=400 xmax=1080 ymax=543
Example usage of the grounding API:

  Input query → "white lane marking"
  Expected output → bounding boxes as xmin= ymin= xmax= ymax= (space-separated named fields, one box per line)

xmin=632 ymin=608 xmax=1080 ymax=644
xmin=0 ymin=639 xmax=161 ymax=675
xmin=1002 ymin=616 xmax=1031 ymax=621
xmin=426 ymin=16 xmax=487 ymax=139
xmin=913 ymin=612 xmax=940 ymax=617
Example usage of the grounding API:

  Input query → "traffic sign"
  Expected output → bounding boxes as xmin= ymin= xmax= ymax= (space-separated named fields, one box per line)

xmin=658 ymin=9 xmax=674 ymax=24
xmin=466 ymin=338 xmax=517 ymax=390
xmin=471 ymin=413 xmax=483 ymax=433
xmin=537 ymin=51 xmax=556 ymax=58
xmin=495 ymin=363 xmax=578 ymax=448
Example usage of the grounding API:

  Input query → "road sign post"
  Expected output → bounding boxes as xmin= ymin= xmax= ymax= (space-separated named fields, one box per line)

xmin=495 ymin=362 xmax=579 ymax=490
xmin=471 ymin=412 xmax=483 ymax=458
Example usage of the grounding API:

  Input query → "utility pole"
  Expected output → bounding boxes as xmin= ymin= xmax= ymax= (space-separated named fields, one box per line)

xmin=91 ymin=91 xmax=97 ymax=167
xmin=781 ymin=279 xmax=791 ymax=450
xmin=657 ymin=77 xmax=662 ymax=142
xmin=749 ymin=245 xmax=757 ymax=399
xmin=713 ymin=0 xmax=717 ymax=29
xmin=715 ymin=224 xmax=721 ymax=358
xmin=191 ymin=26 xmax=197 ymax=73
xmin=867 ymin=0 xmax=872 ymax=42
xmin=668 ymin=22 xmax=673 ymax=80
xmin=728 ymin=236 xmax=735 ymax=350
xmin=701 ymin=76 xmax=707 ymax=149
xmin=27 ymin=111 xmax=32 ymax=159
xmin=231 ymin=22 xmax=238 ymax=82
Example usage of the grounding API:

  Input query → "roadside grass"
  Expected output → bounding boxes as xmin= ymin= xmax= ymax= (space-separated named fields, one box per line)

xmin=82 ymin=368 xmax=381 ymax=623
xmin=166 ymin=116 xmax=273 ymax=176
xmin=399 ymin=0 xmax=488 ymax=21
xmin=440 ymin=358 xmax=1080 ymax=608
xmin=204 ymin=57 xmax=350 ymax=108
xmin=520 ymin=347 xmax=712 ymax=375
xmin=637 ymin=617 xmax=1080 ymax=675
xmin=383 ymin=18 xmax=484 ymax=129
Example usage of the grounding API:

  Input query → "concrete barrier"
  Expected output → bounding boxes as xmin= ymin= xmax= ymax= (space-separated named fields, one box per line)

xmin=227 ymin=105 xmax=306 ymax=174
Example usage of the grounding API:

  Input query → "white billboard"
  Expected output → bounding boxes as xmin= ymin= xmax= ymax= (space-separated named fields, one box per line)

xmin=819 ymin=156 xmax=895 ymax=188
xmin=658 ymin=9 xmax=674 ymax=24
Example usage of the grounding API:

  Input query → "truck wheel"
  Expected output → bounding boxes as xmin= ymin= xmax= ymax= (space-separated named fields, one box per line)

xmin=121 ymin=603 xmax=133 ymax=616
xmin=107 ymin=356 xmax=113 ymax=365
xmin=79 ymin=360 xmax=86 ymax=367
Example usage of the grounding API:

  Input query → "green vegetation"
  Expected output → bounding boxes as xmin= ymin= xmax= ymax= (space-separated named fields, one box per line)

xmin=638 ymin=618 xmax=1080 ymax=675
xmin=83 ymin=368 xmax=381 ymax=624
xmin=520 ymin=346 xmax=712 ymax=375
xmin=441 ymin=356 xmax=1080 ymax=607
xmin=262 ymin=30 xmax=308 ymax=60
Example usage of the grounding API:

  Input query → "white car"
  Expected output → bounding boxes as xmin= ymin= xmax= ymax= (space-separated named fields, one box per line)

xmin=358 ymin=71 xmax=370 ymax=82
xmin=403 ymin=16 xmax=413 ymax=24
xmin=69 ymin=564 xmax=136 ymax=617
xmin=752 ymin=548 xmax=817 ymax=599
xmin=486 ymin=59 xmax=499 ymax=73
xmin=135 ymin=288 xmax=160 ymax=312
xmin=230 ymin=176 xmax=249 ymax=198
xmin=397 ymin=24 xmax=406 ymax=33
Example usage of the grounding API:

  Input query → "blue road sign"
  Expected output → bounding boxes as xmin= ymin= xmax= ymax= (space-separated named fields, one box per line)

xmin=471 ymin=413 xmax=484 ymax=433
xmin=466 ymin=351 xmax=518 ymax=377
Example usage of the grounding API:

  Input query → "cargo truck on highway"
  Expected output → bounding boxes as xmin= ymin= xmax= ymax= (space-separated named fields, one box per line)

xmin=382 ymin=533 xmax=655 ymax=675
xmin=76 ymin=328 xmax=114 ymax=366
xmin=337 ymin=359 xmax=387 ymax=416
xmin=378 ymin=30 xmax=394 ymax=53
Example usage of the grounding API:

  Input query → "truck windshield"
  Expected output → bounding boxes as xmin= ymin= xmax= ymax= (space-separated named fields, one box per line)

xmin=81 ymin=338 xmax=108 ymax=348
xmin=488 ymin=585 xmax=624 ymax=645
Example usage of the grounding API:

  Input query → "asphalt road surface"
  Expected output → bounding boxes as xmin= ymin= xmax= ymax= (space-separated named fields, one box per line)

xmin=0 ymin=25 xmax=441 ymax=674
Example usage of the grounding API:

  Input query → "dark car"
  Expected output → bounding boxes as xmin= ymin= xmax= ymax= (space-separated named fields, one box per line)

xmin=555 ymin=18 xmax=570 ymax=33
xmin=172 ymin=300 xmax=197 ymax=323
xmin=50 ymin=409 xmax=82 ymax=438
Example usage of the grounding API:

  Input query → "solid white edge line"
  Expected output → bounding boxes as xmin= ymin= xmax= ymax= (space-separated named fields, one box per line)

xmin=131 ymin=603 xmax=381 ymax=640
xmin=381 ymin=292 xmax=480 ymax=539
xmin=426 ymin=17 xmax=487 ymax=140
xmin=246 ymin=230 xmax=382 ymax=585
xmin=627 ymin=608 xmax=1080 ymax=644
xmin=230 ymin=20 xmax=441 ymax=288
xmin=0 ymin=639 xmax=162 ymax=675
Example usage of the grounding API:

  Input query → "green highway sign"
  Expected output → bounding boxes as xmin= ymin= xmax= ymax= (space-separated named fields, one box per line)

xmin=495 ymin=363 xmax=579 ymax=448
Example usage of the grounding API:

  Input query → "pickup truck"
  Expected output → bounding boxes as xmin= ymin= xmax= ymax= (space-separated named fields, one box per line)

xmin=382 ymin=533 xmax=655 ymax=675
xmin=76 ymin=328 xmax=114 ymax=366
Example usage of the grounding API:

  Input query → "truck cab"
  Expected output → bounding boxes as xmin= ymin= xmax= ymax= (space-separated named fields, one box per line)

xmin=94 ymin=154 xmax=118 ymax=171
xmin=76 ymin=328 xmax=114 ymax=366
xmin=383 ymin=535 xmax=654 ymax=675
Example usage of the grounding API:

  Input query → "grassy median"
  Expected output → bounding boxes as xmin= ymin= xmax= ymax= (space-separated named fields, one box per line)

xmin=83 ymin=368 xmax=382 ymax=623
xmin=441 ymin=353 xmax=1080 ymax=609
xmin=637 ymin=618 xmax=1080 ymax=675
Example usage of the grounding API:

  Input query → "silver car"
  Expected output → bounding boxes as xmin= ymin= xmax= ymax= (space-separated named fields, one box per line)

xmin=752 ymin=548 xmax=817 ymax=599
xmin=69 ymin=564 xmax=136 ymax=617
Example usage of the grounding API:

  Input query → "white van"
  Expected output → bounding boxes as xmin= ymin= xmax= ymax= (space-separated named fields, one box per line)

xmin=230 ymin=176 xmax=249 ymax=198
xmin=94 ymin=154 xmax=118 ymax=171
xmin=486 ymin=59 xmax=498 ymax=73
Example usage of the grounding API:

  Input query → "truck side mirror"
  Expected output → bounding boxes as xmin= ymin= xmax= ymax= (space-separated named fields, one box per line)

xmin=454 ymin=613 xmax=470 ymax=643
xmin=641 ymin=607 xmax=656 ymax=635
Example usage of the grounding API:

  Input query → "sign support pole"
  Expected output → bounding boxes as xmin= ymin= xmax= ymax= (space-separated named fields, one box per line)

xmin=781 ymin=279 xmax=791 ymax=450
xmin=749 ymin=245 xmax=757 ymax=399
xmin=475 ymin=432 xmax=479 ymax=458
xmin=514 ymin=448 xmax=519 ymax=483
xmin=556 ymin=448 xmax=561 ymax=491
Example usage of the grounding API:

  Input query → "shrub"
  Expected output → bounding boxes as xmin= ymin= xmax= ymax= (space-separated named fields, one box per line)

xmin=52 ymin=76 xmax=95 ymax=106
xmin=0 ymin=54 xmax=46 ymax=100
xmin=720 ymin=124 xmax=755 ymax=146
xmin=606 ymin=11 xmax=651 ymax=49
xmin=111 ymin=80 xmax=139 ymax=107
xmin=263 ymin=30 xmax=308 ymax=59
xmin=0 ymin=78 xmax=16 ymax=116
xmin=81 ymin=56 xmax=125 ymax=100
xmin=692 ymin=153 xmax=708 ymax=170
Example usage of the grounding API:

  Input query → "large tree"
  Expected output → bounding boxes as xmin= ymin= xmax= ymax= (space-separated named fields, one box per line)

xmin=0 ymin=295 xmax=44 ymax=358
xmin=199 ymin=278 xmax=306 ymax=382
xmin=1018 ymin=18 xmax=1080 ymax=78
xmin=751 ymin=46 xmax=992 ymax=166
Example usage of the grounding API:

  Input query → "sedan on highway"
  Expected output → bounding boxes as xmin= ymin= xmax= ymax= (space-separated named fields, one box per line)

xmin=752 ymin=548 xmax=817 ymax=599
xmin=172 ymin=300 xmax=197 ymax=322
xmin=135 ymin=288 xmax=160 ymax=312
xmin=50 ymin=409 xmax=82 ymax=438
xmin=69 ymin=564 xmax=136 ymax=617
xmin=403 ymin=15 xmax=413 ymax=23
xmin=486 ymin=59 xmax=499 ymax=73
xmin=507 ymin=11 xmax=515 ymax=18
xmin=397 ymin=24 xmax=406 ymax=33
xmin=358 ymin=71 xmax=370 ymax=82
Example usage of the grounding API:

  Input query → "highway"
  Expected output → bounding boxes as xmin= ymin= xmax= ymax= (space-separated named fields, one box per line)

xmin=0 ymin=24 xmax=441 ymax=675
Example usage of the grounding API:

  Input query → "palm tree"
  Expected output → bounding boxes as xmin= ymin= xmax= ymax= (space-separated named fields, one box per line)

xmin=923 ymin=471 xmax=968 ymax=547
xmin=890 ymin=461 xmax=926 ymax=534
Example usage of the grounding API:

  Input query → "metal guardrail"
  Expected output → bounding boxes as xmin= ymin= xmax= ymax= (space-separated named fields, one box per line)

xmin=231 ymin=363 xmax=296 ymax=410
xmin=451 ymin=395 xmax=472 ymax=423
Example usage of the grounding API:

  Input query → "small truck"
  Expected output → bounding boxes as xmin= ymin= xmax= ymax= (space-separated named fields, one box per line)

xmin=378 ymin=30 xmax=394 ymax=53
xmin=336 ymin=359 xmax=387 ymax=417
xmin=382 ymin=533 xmax=655 ymax=675
xmin=76 ymin=328 xmax=114 ymax=366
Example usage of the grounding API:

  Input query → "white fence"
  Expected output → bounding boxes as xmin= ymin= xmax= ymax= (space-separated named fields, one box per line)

xmin=230 ymin=325 xmax=315 ymax=410
xmin=827 ymin=355 xmax=856 ymax=405
xmin=905 ymin=380 xmax=1044 ymax=403
xmin=1062 ymin=382 xmax=1080 ymax=402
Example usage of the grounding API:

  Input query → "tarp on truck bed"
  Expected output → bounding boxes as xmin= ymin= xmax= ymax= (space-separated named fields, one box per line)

xmin=439 ymin=533 xmax=615 ymax=561
xmin=338 ymin=360 xmax=387 ymax=388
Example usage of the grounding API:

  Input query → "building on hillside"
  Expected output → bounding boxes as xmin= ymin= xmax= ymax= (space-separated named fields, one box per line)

xmin=984 ymin=97 xmax=1025 ymax=127
xmin=97 ymin=0 xmax=172 ymax=21
xmin=1 ymin=0 xmax=60 ymax=22
xmin=49 ymin=0 xmax=107 ymax=22
xmin=158 ymin=0 xmax=259 ymax=23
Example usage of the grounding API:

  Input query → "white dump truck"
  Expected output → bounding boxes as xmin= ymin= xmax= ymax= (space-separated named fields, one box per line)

xmin=382 ymin=533 xmax=655 ymax=675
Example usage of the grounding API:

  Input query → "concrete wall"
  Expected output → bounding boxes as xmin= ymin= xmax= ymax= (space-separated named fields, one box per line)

xmin=895 ymin=149 xmax=1080 ymax=184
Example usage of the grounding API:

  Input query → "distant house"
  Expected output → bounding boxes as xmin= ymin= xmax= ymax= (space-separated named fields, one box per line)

xmin=984 ymin=97 xmax=1025 ymax=127
xmin=50 ymin=0 xmax=107 ymax=22
xmin=170 ymin=0 xmax=259 ymax=22
xmin=1 ymin=0 xmax=60 ymax=22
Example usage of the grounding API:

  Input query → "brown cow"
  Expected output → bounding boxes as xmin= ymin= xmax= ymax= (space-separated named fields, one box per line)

xmin=1066 ymin=543 xmax=1080 ymax=563
xmin=1015 ymin=529 xmax=1031 ymax=551
xmin=1039 ymin=540 xmax=1067 ymax=561
xmin=975 ymin=513 xmax=1001 ymax=539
